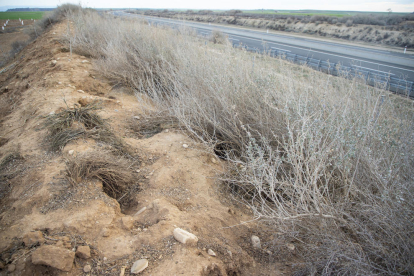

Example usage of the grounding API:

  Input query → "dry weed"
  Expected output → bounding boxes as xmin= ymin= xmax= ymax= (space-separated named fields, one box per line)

xmin=65 ymin=151 xmax=135 ymax=198
xmin=44 ymin=101 xmax=129 ymax=154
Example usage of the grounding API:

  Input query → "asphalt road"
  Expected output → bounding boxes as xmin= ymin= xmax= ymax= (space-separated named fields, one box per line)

xmin=113 ymin=11 xmax=414 ymax=84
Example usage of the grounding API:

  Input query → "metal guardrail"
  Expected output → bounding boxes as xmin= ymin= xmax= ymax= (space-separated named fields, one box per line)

xmin=235 ymin=45 xmax=414 ymax=98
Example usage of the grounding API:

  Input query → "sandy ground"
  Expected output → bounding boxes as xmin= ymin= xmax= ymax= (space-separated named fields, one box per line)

xmin=0 ymin=20 xmax=296 ymax=275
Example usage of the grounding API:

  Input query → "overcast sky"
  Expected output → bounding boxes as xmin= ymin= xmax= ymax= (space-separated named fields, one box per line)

xmin=0 ymin=0 xmax=413 ymax=12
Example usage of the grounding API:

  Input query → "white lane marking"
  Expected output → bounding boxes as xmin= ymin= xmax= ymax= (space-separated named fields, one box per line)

xmin=271 ymin=47 xmax=291 ymax=52
xmin=352 ymin=65 xmax=395 ymax=75
xmin=226 ymin=34 xmax=414 ymax=73
xmin=229 ymin=38 xmax=239 ymax=41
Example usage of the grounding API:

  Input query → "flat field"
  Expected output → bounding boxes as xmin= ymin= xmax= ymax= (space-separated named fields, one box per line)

xmin=0 ymin=11 xmax=44 ymax=20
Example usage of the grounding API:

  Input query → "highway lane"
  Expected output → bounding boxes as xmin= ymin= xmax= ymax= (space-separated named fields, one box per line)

xmin=113 ymin=11 xmax=414 ymax=84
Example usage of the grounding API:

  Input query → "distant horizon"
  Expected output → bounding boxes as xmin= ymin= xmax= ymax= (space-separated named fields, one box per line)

xmin=0 ymin=5 xmax=412 ymax=14
xmin=0 ymin=0 xmax=413 ymax=13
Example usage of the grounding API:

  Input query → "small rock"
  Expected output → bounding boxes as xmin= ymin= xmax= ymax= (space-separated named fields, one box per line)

xmin=102 ymin=228 xmax=110 ymax=237
xmin=8 ymin=264 xmax=16 ymax=272
xmin=173 ymin=228 xmax=198 ymax=245
xmin=77 ymin=90 xmax=85 ymax=93
xmin=68 ymin=150 xmax=74 ymax=155
xmin=82 ymin=60 xmax=89 ymax=63
xmin=182 ymin=144 xmax=189 ymax=148
xmin=4 ymin=86 xmax=8 ymax=92
xmin=131 ymin=259 xmax=148 ymax=274
xmin=32 ymin=245 xmax=75 ymax=271
xmin=49 ymin=111 xmax=55 ymax=115
xmin=51 ymin=60 xmax=57 ymax=66
xmin=120 ymin=266 xmax=126 ymax=276
xmin=251 ymin=235 xmax=261 ymax=249
xmin=211 ymin=157 xmax=217 ymax=164
xmin=133 ymin=116 xmax=140 ymax=120
xmin=121 ymin=216 xmax=134 ymax=230
xmin=207 ymin=249 xmax=216 ymax=257
xmin=58 ymin=82 xmax=62 ymax=85
xmin=83 ymin=264 xmax=91 ymax=273
xmin=23 ymin=231 xmax=45 ymax=247
xmin=286 ymin=243 xmax=295 ymax=251
xmin=134 ymin=206 xmax=147 ymax=216
xmin=76 ymin=246 xmax=91 ymax=259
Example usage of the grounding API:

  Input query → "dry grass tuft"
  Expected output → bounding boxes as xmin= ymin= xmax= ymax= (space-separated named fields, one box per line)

xmin=0 ymin=151 xmax=24 ymax=192
xmin=65 ymin=151 xmax=135 ymax=198
xmin=129 ymin=113 xmax=179 ymax=138
xmin=44 ymin=101 xmax=129 ymax=154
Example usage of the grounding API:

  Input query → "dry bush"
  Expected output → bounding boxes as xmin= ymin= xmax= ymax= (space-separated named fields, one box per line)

xmin=67 ymin=8 xmax=414 ymax=275
xmin=65 ymin=151 xmax=135 ymax=198
xmin=209 ymin=29 xmax=228 ymax=44
xmin=44 ymin=101 xmax=128 ymax=154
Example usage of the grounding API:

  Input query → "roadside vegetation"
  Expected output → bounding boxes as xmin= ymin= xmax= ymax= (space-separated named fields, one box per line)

xmin=46 ymin=5 xmax=414 ymax=275
xmin=133 ymin=9 xmax=414 ymax=48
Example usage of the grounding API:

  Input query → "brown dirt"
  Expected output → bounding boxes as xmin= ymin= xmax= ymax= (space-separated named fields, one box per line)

xmin=0 ymin=21 xmax=295 ymax=275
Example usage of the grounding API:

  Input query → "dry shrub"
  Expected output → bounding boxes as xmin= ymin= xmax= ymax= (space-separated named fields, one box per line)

xmin=209 ymin=29 xmax=228 ymax=44
xmin=67 ymin=7 xmax=414 ymax=275
xmin=65 ymin=151 xmax=135 ymax=198
xmin=45 ymin=101 xmax=128 ymax=154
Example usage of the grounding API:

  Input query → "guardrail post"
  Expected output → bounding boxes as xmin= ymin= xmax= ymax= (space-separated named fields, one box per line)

xmin=409 ymin=82 xmax=413 ymax=96
xmin=317 ymin=60 xmax=321 ymax=70
xmin=365 ymin=72 xmax=370 ymax=82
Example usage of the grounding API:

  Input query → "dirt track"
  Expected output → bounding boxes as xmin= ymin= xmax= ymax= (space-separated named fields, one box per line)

xmin=0 ymin=20 xmax=294 ymax=275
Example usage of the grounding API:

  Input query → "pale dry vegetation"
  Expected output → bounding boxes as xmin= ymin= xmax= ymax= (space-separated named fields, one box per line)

xmin=138 ymin=10 xmax=414 ymax=47
xmin=64 ymin=6 xmax=414 ymax=275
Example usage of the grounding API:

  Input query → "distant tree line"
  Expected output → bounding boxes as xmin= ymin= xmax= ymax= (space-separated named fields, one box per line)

xmin=7 ymin=8 xmax=55 ymax=12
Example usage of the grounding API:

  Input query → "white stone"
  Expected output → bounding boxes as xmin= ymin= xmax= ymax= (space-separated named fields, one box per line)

xmin=251 ymin=235 xmax=261 ymax=249
xmin=133 ymin=116 xmax=140 ymax=120
xmin=173 ymin=228 xmax=198 ymax=245
xmin=82 ymin=60 xmax=89 ymax=63
xmin=77 ymin=90 xmax=85 ymax=93
xmin=134 ymin=207 xmax=147 ymax=216
xmin=211 ymin=157 xmax=217 ymax=164
xmin=51 ymin=60 xmax=57 ymax=65
xmin=68 ymin=150 xmax=74 ymax=155
xmin=287 ymin=243 xmax=295 ymax=251
xmin=83 ymin=264 xmax=91 ymax=272
xmin=130 ymin=259 xmax=148 ymax=274
xmin=182 ymin=144 xmax=189 ymax=148
xmin=207 ymin=249 xmax=216 ymax=257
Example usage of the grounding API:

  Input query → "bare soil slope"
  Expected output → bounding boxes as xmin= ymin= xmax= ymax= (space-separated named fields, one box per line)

xmin=0 ymin=21 xmax=292 ymax=275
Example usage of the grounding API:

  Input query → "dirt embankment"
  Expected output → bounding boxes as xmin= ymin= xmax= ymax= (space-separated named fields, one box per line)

xmin=0 ymin=20 xmax=294 ymax=275
xmin=148 ymin=13 xmax=414 ymax=48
